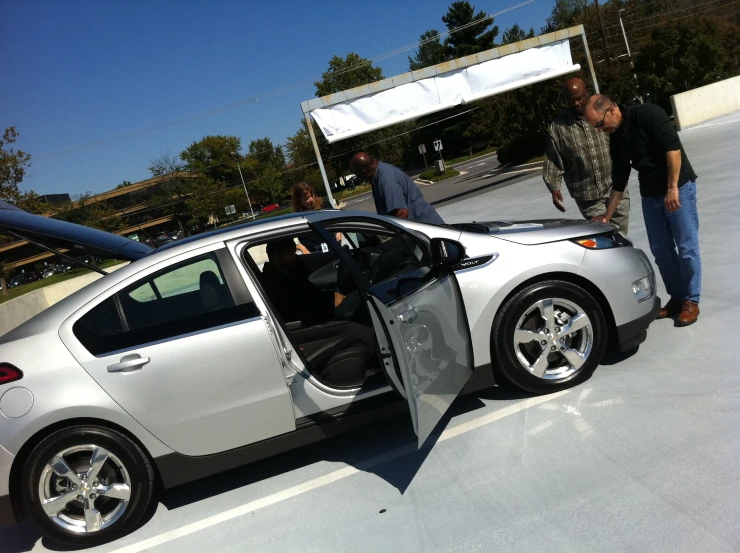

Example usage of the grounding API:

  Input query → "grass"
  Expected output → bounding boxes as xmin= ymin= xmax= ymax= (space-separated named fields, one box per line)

xmin=419 ymin=167 xmax=461 ymax=182
xmin=0 ymin=259 xmax=126 ymax=305
xmin=444 ymin=146 xmax=498 ymax=167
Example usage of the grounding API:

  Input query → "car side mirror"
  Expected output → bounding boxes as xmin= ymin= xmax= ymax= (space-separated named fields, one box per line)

xmin=430 ymin=237 xmax=465 ymax=269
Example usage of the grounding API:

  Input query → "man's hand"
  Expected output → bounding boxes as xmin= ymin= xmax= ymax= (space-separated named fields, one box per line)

xmin=665 ymin=187 xmax=681 ymax=212
xmin=390 ymin=207 xmax=409 ymax=219
xmin=592 ymin=215 xmax=610 ymax=223
xmin=551 ymin=190 xmax=566 ymax=213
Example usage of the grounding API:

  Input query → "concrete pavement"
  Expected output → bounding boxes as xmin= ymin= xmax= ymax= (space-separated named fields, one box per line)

xmin=3 ymin=111 xmax=740 ymax=553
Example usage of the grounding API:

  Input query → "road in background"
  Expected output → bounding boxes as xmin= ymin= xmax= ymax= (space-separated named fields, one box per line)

xmin=341 ymin=152 xmax=544 ymax=214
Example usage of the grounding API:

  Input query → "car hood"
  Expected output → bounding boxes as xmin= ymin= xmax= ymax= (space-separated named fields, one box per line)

xmin=0 ymin=201 xmax=151 ymax=261
xmin=452 ymin=218 xmax=617 ymax=245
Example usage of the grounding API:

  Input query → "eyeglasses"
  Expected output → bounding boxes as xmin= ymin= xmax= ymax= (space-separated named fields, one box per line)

xmin=595 ymin=105 xmax=613 ymax=128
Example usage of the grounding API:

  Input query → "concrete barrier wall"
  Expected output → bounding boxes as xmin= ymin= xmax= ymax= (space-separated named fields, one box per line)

xmin=671 ymin=75 xmax=740 ymax=130
xmin=0 ymin=263 xmax=129 ymax=337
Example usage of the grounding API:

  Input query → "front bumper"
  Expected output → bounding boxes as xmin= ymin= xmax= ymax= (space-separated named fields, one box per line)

xmin=0 ymin=443 xmax=17 ymax=526
xmin=615 ymin=294 xmax=661 ymax=351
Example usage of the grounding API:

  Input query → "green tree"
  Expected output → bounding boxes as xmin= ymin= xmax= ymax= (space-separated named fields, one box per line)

xmin=186 ymin=176 xmax=226 ymax=225
xmin=248 ymin=137 xmax=285 ymax=169
xmin=441 ymin=1 xmax=499 ymax=58
xmin=180 ymin=135 xmax=242 ymax=184
xmin=148 ymin=151 xmax=183 ymax=177
xmin=252 ymin=164 xmax=285 ymax=203
xmin=314 ymin=53 xmax=384 ymax=97
xmin=634 ymin=17 xmax=740 ymax=112
xmin=501 ymin=24 xmax=535 ymax=45
xmin=0 ymin=127 xmax=41 ymax=213
xmin=541 ymin=0 xmax=589 ymax=33
xmin=409 ymin=30 xmax=448 ymax=70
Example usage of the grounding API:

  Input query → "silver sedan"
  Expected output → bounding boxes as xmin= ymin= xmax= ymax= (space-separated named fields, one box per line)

xmin=0 ymin=201 xmax=658 ymax=546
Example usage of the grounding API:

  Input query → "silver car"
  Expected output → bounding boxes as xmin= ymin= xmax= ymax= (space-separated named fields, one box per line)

xmin=0 ymin=201 xmax=659 ymax=546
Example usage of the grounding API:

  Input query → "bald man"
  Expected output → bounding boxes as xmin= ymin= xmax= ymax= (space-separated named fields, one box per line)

xmin=543 ymin=77 xmax=630 ymax=232
xmin=583 ymin=94 xmax=701 ymax=326
xmin=349 ymin=152 xmax=444 ymax=225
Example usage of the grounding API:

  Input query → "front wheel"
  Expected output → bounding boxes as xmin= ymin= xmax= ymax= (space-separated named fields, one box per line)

xmin=492 ymin=280 xmax=607 ymax=394
xmin=21 ymin=425 xmax=154 ymax=547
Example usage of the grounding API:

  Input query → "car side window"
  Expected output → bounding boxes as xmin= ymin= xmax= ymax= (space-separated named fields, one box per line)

xmin=74 ymin=252 xmax=260 ymax=356
xmin=328 ymin=225 xmax=432 ymax=303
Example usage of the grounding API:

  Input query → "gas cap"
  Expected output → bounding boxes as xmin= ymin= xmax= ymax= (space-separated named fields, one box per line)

xmin=0 ymin=387 xmax=34 ymax=418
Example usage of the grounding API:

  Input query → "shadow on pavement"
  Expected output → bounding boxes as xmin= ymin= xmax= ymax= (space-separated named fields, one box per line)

xmin=431 ymin=170 xmax=538 ymax=207
xmin=161 ymin=386 xmax=533 ymax=511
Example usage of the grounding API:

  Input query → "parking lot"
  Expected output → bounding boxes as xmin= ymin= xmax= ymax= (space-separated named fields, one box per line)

xmin=3 ymin=111 xmax=739 ymax=553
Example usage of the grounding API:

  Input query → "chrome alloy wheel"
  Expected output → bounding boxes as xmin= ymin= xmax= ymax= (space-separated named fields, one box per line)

xmin=513 ymin=297 xmax=593 ymax=380
xmin=38 ymin=445 xmax=132 ymax=534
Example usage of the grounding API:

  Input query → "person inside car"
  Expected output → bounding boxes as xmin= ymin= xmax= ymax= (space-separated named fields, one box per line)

xmin=260 ymin=239 xmax=342 ymax=324
xmin=290 ymin=182 xmax=342 ymax=254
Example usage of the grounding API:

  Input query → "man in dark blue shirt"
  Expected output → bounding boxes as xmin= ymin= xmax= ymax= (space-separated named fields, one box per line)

xmin=349 ymin=152 xmax=445 ymax=225
xmin=583 ymin=95 xmax=702 ymax=327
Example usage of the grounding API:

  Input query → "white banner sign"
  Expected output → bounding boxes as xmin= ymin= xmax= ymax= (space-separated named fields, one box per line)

xmin=310 ymin=39 xmax=577 ymax=143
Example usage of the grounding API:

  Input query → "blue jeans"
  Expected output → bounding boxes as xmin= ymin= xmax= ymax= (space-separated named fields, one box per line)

xmin=641 ymin=181 xmax=701 ymax=303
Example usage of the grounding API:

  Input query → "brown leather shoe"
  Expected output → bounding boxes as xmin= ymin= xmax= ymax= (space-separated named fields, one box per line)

xmin=657 ymin=298 xmax=682 ymax=319
xmin=676 ymin=301 xmax=700 ymax=327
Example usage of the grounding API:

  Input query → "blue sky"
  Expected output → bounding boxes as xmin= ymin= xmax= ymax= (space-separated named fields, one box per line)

xmin=1 ymin=0 xmax=554 ymax=197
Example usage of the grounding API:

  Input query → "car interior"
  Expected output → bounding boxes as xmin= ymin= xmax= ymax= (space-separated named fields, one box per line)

xmin=243 ymin=226 xmax=427 ymax=390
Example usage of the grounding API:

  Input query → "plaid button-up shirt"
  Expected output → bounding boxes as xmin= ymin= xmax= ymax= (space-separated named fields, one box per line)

xmin=543 ymin=108 xmax=613 ymax=201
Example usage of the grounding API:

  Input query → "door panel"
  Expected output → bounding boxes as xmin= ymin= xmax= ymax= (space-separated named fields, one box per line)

xmin=370 ymin=274 xmax=472 ymax=447
xmin=69 ymin=320 xmax=296 ymax=455
xmin=313 ymin=219 xmax=473 ymax=448
xmin=61 ymin=249 xmax=296 ymax=456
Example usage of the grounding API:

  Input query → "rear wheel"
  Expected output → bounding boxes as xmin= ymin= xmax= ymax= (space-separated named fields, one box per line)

xmin=21 ymin=425 xmax=154 ymax=547
xmin=492 ymin=280 xmax=607 ymax=394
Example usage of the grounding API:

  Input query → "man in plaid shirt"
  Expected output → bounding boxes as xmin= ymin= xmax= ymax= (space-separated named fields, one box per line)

xmin=543 ymin=78 xmax=630 ymax=232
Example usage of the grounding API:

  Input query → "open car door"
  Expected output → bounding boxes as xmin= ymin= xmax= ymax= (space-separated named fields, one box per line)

xmin=313 ymin=218 xmax=473 ymax=448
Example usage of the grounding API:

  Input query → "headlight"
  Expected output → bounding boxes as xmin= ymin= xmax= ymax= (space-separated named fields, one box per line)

xmin=632 ymin=275 xmax=654 ymax=302
xmin=570 ymin=232 xmax=632 ymax=249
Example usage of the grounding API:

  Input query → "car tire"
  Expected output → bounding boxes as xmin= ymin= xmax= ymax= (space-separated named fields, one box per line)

xmin=21 ymin=425 xmax=154 ymax=547
xmin=492 ymin=280 xmax=607 ymax=394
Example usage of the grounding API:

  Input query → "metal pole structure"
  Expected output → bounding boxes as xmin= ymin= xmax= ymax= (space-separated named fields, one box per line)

xmin=594 ymin=0 xmax=612 ymax=64
xmin=304 ymin=113 xmax=337 ymax=209
xmin=236 ymin=162 xmax=255 ymax=219
xmin=619 ymin=9 xmax=643 ymax=103
xmin=580 ymin=31 xmax=601 ymax=94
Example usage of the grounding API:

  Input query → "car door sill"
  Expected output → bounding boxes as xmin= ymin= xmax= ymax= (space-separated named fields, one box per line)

xmin=154 ymin=391 xmax=406 ymax=489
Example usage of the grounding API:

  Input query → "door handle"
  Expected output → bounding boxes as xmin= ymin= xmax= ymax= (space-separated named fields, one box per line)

xmin=398 ymin=307 xmax=418 ymax=324
xmin=107 ymin=355 xmax=150 ymax=373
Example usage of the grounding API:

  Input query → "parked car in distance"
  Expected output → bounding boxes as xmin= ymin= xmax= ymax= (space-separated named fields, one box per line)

xmin=41 ymin=266 xmax=59 ymax=279
xmin=260 ymin=202 xmax=280 ymax=213
xmin=6 ymin=271 xmax=40 ymax=289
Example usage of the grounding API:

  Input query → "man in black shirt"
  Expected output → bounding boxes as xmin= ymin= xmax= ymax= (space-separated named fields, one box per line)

xmin=260 ymin=240 xmax=334 ymax=325
xmin=583 ymin=95 xmax=702 ymax=326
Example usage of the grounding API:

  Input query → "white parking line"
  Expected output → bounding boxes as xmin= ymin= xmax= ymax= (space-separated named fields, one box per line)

xmin=109 ymin=390 xmax=569 ymax=553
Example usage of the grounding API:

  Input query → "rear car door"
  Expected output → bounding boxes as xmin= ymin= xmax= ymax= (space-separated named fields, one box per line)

xmin=313 ymin=219 xmax=473 ymax=448
xmin=60 ymin=246 xmax=296 ymax=456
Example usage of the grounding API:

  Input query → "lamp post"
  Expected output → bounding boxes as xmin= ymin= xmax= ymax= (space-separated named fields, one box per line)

xmin=619 ymin=9 xmax=643 ymax=104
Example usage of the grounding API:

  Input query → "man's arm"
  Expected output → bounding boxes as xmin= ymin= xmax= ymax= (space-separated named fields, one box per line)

xmin=377 ymin=173 xmax=409 ymax=219
xmin=665 ymin=150 xmax=682 ymax=212
xmin=646 ymin=104 xmax=683 ymax=212
xmin=593 ymin=137 xmax=630 ymax=223
xmin=543 ymin=124 xmax=567 ymax=212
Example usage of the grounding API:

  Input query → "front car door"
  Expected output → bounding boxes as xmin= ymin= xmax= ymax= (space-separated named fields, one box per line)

xmin=312 ymin=218 xmax=473 ymax=447
xmin=60 ymin=244 xmax=296 ymax=456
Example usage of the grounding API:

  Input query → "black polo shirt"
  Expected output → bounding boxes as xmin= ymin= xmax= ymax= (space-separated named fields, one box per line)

xmin=610 ymin=103 xmax=697 ymax=197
